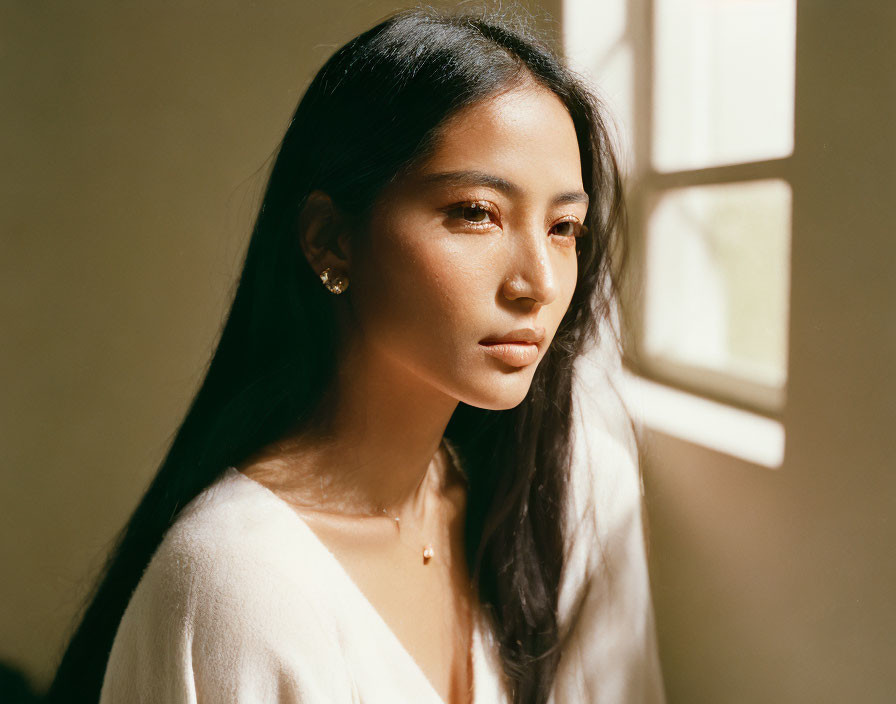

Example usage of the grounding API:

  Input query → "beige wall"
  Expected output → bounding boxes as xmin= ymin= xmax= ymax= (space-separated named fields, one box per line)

xmin=0 ymin=1 xmax=561 ymax=690
xmin=642 ymin=3 xmax=896 ymax=702
xmin=6 ymin=1 xmax=892 ymax=700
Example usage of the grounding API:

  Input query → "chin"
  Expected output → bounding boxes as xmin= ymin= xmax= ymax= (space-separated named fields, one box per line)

xmin=478 ymin=396 xmax=529 ymax=411
xmin=461 ymin=376 xmax=534 ymax=411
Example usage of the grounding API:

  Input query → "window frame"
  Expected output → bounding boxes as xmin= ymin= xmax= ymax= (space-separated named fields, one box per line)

xmin=614 ymin=0 xmax=795 ymax=419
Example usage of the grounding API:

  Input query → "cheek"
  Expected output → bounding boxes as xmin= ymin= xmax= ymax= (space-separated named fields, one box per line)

xmin=350 ymin=227 xmax=486 ymax=365
xmin=562 ymin=256 xmax=579 ymax=308
xmin=551 ymin=261 xmax=579 ymax=340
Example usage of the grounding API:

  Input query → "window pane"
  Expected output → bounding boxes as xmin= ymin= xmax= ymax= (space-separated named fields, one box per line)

xmin=563 ymin=0 xmax=634 ymax=176
xmin=643 ymin=180 xmax=791 ymax=390
xmin=653 ymin=0 xmax=796 ymax=172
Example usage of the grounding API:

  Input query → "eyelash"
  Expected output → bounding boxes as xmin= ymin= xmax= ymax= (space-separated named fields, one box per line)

xmin=442 ymin=201 xmax=585 ymax=242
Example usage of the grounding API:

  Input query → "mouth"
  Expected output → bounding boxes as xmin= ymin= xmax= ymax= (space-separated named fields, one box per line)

xmin=478 ymin=340 xmax=540 ymax=367
xmin=478 ymin=326 xmax=545 ymax=368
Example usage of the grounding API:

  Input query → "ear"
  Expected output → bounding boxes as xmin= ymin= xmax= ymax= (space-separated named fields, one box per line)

xmin=297 ymin=190 xmax=353 ymax=276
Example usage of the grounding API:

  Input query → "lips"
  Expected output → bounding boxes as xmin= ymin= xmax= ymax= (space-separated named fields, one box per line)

xmin=479 ymin=341 xmax=540 ymax=367
xmin=479 ymin=327 xmax=545 ymax=368
xmin=479 ymin=327 xmax=546 ymax=346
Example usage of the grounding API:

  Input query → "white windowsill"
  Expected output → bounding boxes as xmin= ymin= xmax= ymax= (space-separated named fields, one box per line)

xmin=616 ymin=370 xmax=786 ymax=469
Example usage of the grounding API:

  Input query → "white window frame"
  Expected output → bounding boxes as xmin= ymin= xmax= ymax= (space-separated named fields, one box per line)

xmin=563 ymin=0 xmax=792 ymax=467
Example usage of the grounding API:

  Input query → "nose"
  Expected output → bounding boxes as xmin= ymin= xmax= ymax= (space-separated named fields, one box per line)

xmin=500 ymin=224 xmax=561 ymax=307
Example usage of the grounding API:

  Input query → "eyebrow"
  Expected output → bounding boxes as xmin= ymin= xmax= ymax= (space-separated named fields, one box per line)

xmin=418 ymin=169 xmax=590 ymax=208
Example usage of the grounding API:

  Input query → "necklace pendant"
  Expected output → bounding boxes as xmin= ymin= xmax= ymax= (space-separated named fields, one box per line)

xmin=422 ymin=543 xmax=434 ymax=563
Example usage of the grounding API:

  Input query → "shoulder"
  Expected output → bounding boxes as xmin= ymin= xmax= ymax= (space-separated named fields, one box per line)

xmin=557 ymin=344 xmax=652 ymax=635
xmin=566 ymin=349 xmax=645 ymax=577
xmin=548 ymin=350 xmax=666 ymax=703
xmin=101 ymin=469 xmax=352 ymax=702
xmin=144 ymin=468 xmax=333 ymax=626
xmin=100 ymin=468 xmax=356 ymax=700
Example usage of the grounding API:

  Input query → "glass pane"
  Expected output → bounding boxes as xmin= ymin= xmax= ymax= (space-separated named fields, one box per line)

xmin=563 ymin=0 xmax=634 ymax=178
xmin=643 ymin=180 xmax=791 ymax=389
xmin=653 ymin=0 xmax=796 ymax=172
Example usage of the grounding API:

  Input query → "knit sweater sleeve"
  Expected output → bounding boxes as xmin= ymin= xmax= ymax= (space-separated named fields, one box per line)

xmin=98 ymin=491 xmax=356 ymax=704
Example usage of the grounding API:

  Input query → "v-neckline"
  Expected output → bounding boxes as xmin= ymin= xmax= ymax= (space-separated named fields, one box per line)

xmin=224 ymin=464 xmax=478 ymax=704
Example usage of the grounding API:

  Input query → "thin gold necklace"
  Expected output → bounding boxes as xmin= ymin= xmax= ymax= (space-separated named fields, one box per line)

xmin=375 ymin=438 xmax=467 ymax=565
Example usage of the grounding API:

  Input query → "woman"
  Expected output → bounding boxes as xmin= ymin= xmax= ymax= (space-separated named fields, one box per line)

xmin=47 ymin=6 xmax=664 ymax=703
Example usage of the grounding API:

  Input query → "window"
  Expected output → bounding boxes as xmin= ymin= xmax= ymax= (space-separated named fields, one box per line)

xmin=564 ymin=0 xmax=796 ymax=464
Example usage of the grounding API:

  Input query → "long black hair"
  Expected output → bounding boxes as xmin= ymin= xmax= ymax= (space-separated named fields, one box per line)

xmin=47 ymin=5 xmax=630 ymax=703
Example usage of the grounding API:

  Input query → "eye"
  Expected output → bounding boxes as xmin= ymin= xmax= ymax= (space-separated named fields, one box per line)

xmin=550 ymin=219 xmax=584 ymax=238
xmin=442 ymin=201 xmax=499 ymax=229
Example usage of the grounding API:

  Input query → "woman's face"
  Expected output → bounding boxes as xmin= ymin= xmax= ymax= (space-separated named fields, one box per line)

xmin=349 ymin=81 xmax=589 ymax=410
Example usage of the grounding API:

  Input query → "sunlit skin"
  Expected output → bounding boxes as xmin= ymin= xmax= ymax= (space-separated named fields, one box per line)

xmin=236 ymin=79 xmax=588 ymax=703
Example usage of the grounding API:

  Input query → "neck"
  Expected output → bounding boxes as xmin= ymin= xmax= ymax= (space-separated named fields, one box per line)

xmin=262 ymin=334 xmax=461 ymax=522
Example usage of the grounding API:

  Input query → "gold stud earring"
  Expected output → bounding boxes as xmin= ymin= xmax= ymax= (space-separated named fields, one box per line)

xmin=320 ymin=267 xmax=349 ymax=294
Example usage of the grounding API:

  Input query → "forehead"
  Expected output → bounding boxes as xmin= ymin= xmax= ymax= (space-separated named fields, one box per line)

xmin=408 ymin=82 xmax=584 ymax=194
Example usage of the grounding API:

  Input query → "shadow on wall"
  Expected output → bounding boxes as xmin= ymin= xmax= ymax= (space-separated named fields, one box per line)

xmin=0 ymin=659 xmax=43 ymax=703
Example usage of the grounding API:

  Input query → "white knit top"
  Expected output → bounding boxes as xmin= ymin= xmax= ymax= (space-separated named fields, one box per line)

xmin=99 ymin=359 xmax=666 ymax=703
